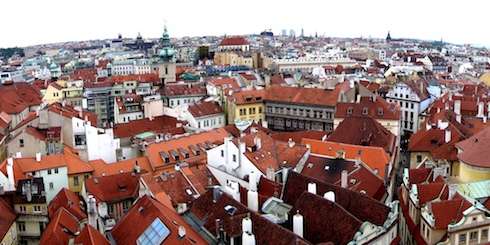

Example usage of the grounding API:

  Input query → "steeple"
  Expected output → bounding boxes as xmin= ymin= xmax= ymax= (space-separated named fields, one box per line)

xmin=158 ymin=24 xmax=175 ymax=62
xmin=386 ymin=31 xmax=392 ymax=42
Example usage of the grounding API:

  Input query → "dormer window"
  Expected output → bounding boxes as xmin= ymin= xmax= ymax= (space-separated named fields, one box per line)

xmin=378 ymin=108 xmax=384 ymax=116
xmin=362 ymin=107 xmax=368 ymax=115
xmin=347 ymin=107 xmax=353 ymax=115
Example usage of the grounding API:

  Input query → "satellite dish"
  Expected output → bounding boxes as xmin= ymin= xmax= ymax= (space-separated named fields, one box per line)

xmin=98 ymin=202 xmax=108 ymax=217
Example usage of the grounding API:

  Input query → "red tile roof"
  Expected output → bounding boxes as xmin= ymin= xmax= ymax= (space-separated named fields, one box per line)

xmin=416 ymin=182 xmax=448 ymax=206
xmin=90 ymin=157 xmax=152 ymax=177
xmin=335 ymin=96 xmax=400 ymax=120
xmin=228 ymin=89 xmax=265 ymax=105
xmin=0 ymin=82 xmax=42 ymax=114
xmin=303 ymin=139 xmax=390 ymax=178
xmin=0 ymin=198 xmax=16 ymax=241
xmin=219 ymin=36 xmax=249 ymax=46
xmin=188 ymin=101 xmax=223 ymax=118
xmin=145 ymin=128 xmax=228 ymax=170
xmin=113 ymin=115 xmax=185 ymax=139
xmin=40 ymin=207 xmax=80 ymax=245
xmin=407 ymin=168 xmax=432 ymax=185
xmin=111 ymin=195 xmax=207 ymax=244
xmin=71 ymin=68 xmax=97 ymax=83
xmin=456 ymin=126 xmax=490 ymax=168
xmin=328 ymin=116 xmax=396 ymax=155
xmin=190 ymin=191 xmax=309 ymax=245
xmin=283 ymin=171 xmax=390 ymax=226
xmin=429 ymin=197 xmax=472 ymax=229
xmin=85 ymin=172 xmax=140 ymax=203
xmin=265 ymin=85 xmax=341 ymax=107
xmin=162 ymin=84 xmax=206 ymax=97
xmin=74 ymin=224 xmax=110 ymax=245
xmin=48 ymin=188 xmax=87 ymax=220
xmin=207 ymin=77 xmax=240 ymax=90
xmin=109 ymin=73 xmax=159 ymax=84
xmin=292 ymin=191 xmax=362 ymax=244
xmin=271 ymin=130 xmax=328 ymax=144
xmin=48 ymin=102 xmax=98 ymax=126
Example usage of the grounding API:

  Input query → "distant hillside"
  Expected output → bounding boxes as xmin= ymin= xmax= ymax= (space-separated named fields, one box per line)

xmin=0 ymin=47 xmax=25 ymax=59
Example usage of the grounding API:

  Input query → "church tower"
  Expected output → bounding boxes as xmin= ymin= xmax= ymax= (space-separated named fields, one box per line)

xmin=386 ymin=31 xmax=392 ymax=42
xmin=158 ymin=25 xmax=176 ymax=84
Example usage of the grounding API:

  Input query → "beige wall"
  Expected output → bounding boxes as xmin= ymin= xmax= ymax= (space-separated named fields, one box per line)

xmin=8 ymin=131 xmax=47 ymax=158
xmin=0 ymin=222 xmax=17 ymax=245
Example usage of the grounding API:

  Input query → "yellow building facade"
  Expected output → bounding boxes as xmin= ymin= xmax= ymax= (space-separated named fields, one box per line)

xmin=227 ymin=90 xmax=265 ymax=124
xmin=214 ymin=52 xmax=253 ymax=68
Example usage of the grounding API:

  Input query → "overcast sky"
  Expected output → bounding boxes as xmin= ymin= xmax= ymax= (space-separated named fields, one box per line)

xmin=1 ymin=0 xmax=488 ymax=48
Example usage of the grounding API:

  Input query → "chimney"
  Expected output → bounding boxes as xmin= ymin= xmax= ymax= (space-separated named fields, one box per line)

xmin=25 ymin=181 xmax=32 ymax=202
xmin=242 ymin=214 xmax=252 ymax=234
xmin=35 ymin=153 xmax=41 ymax=162
xmin=336 ymin=150 xmax=345 ymax=159
xmin=372 ymin=95 xmax=377 ymax=102
xmin=266 ymin=166 xmax=275 ymax=180
xmin=253 ymin=136 xmax=261 ymax=150
xmin=247 ymin=172 xmax=259 ymax=212
xmin=293 ymin=210 xmax=304 ymax=238
xmin=448 ymin=184 xmax=457 ymax=200
xmin=15 ymin=152 xmax=22 ymax=158
xmin=178 ymin=226 xmax=186 ymax=238
xmin=324 ymin=191 xmax=335 ymax=202
xmin=445 ymin=129 xmax=451 ymax=143
xmin=281 ymin=167 xmax=289 ymax=184
xmin=228 ymin=181 xmax=241 ymax=202
xmin=456 ymin=114 xmax=462 ymax=123
xmin=307 ymin=182 xmax=317 ymax=195
xmin=454 ymin=100 xmax=461 ymax=115
xmin=355 ymin=94 xmax=361 ymax=103
xmin=288 ymin=138 xmax=295 ymax=148
xmin=242 ymin=231 xmax=256 ymax=245
xmin=341 ymin=170 xmax=348 ymax=188
xmin=477 ymin=102 xmax=485 ymax=118
xmin=6 ymin=158 xmax=15 ymax=190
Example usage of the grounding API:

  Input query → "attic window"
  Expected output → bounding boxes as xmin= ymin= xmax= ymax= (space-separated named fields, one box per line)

xmin=377 ymin=108 xmax=384 ymax=116
xmin=256 ymin=97 xmax=262 ymax=101
xmin=362 ymin=107 xmax=368 ymax=115
xmin=347 ymin=107 xmax=353 ymax=115
xmin=160 ymin=151 xmax=170 ymax=163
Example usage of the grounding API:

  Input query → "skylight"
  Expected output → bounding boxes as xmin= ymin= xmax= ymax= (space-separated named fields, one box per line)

xmin=137 ymin=218 xmax=170 ymax=245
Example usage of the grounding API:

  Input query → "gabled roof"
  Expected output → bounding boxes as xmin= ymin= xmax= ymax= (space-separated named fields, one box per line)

xmin=0 ymin=82 xmax=42 ymax=114
xmin=456 ymin=126 xmax=490 ymax=168
xmin=74 ymin=225 xmax=110 ymax=245
xmin=303 ymin=139 xmax=391 ymax=178
xmin=40 ymin=208 xmax=80 ymax=245
xmin=145 ymin=128 xmax=228 ymax=170
xmin=48 ymin=102 xmax=98 ymax=126
xmin=219 ymin=36 xmax=249 ymax=46
xmin=335 ymin=96 xmax=400 ymax=120
xmin=228 ymin=89 xmax=265 ymax=105
xmin=407 ymin=168 xmax=432 ymax=185
xmin=113 ymin=115 xmax=185 ymax=139
xmin=111 ymin=195 xmax=207 ymax=245
xmin=190 ymin=191 xmax=310 ymax=245
xmin=188 ymin=101 xmax=223 ymax=118
xmin=48 ymin=188 xmax=87 ymax=221
xmin=85 ymin=172 xmax=140 ymax=203
xmin=283 ymin=172 xmax=390 ymax=226
xmin=301 ymin=155 xmax=386 ymax=201
xmin=0 ymin=198 xmax=16 ymax=242
xmin=428 ymin=198 xmax=472 ymax=229
xmin=416 ymin=182 xmax=449 ymax=206
xmin=292 ymin=192 xmax=362 ymax=244
xmin=161 ymin=84 xmax=206 ymax=97
xmin=265 ymin=85 xmax=340 ymax=107
xmin=328 ymin=116 xmax=396 ymax=155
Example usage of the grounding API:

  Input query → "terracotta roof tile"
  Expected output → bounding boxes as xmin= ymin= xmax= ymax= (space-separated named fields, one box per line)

xmin=85 ymin=172 xmax=140 ymax=203
xmin=74 ymin=225 xmax=110 ymax=245
xmin=48 ymin=188 xmax=87 ymax=220
xmin=0 ymin=82 xmax=42 ymax=114
xmin=456 ymin=126 xmax=490 ymax=168
xmin=111 ymin=195 xmax=207 ymax=244
xmin=0 ymin=198 xmax=16 ymax=241
xmin=335 ymin=96 xmax=400 ymax=120
xmin=113 ymin=115 xmax=185 ymax=139
xmin=188 ymin=101 xmax=223 ymax=118
xmin=265 ymin=85 xmax=340 ymax=107
xmin=90 ymin=157 xmax=152 ymax=177
xmin=40 ymin=207 xmax=80 ymax=245
xmin=228 ymin=89 xmax=265 ymax=105
xmin=219 ymin=36 xmax=249 ymax=46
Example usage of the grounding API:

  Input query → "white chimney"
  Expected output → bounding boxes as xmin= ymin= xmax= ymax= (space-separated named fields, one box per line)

xmin=477 ymin=102 xmax=485 ymax=118
xmin=35 ymin=153 xmax=41 ymax=162
xmin=178 ymin=226 xmax=186 ymax=238
xmin=456 ymin=114 xmax=462 ymax=123
xmin=266 ymin=166 xmax=275 ymax=180
xmin=242 ymin=215 xmax=252 ymax=234
xmin=227 ymin=181 xmax=241 ymax=202
xmin=288 ymin=138 xmax=295 ymax=148
xmin=324 ymin=191 xmax=335 ymax=202
xmin=247 ymin=173 xmax=259 ymax=212
xmin=15 ymin=152 xmax=22 ymax=158
xmin=253 ymin=136 xmax=261 ymax=150
xmin=249 ymin=171 xmax=257 ymax=192
xmin=242 ymin=231 xmax=256 ymax=245
xmin=293 ymin=210 xmax=304 ymax=238
xmin=6 ymin=158 xmax=15 ymax=190
xmin=307 ymin=182 xmax=317 ymax=195
xmin=445 ymin=129 xmax=451 ymax=143
xmin=341 ymin=170 xmax=348 ymax=188
xmin=454 ymin=100 xmax=461 ymax=115
xmin=487 ymin=102 xmax=490 ymax=119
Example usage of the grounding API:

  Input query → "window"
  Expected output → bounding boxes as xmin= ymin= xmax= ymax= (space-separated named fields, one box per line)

xmin=347 ymin=107 xmax=353 ymax=115
xmin=49 ymin=182 xmax=54 ymax=190
xmin=482 ymin=229 xmax=488 ymax=241
xmin=123 ymin=200 xmax=130 ymax=212
xmin=18 ymin=222 xmax=26 ymax=232
xmin=232 ymin=154 xmax=237 ymax=162
xmin=73 ymin=176 xmax=79 ymax=186
xmin=19 ymin=206 xmax=26 ymax=213
xmin=411 ymin=103 xmax=414 ymax=109
xmin=47 ymin=169 xmax=52 ymax=175
xmin=258 ymin=107 xmax=262 ymax=113
xmin=362 ymin=107 xmax=368 ymax=115
xmin=137 ymin=218 xmax=170 ymax=245
xmin=470 ymin=231 xmax=478 ymax=242
xmin=459 ymin=233 xmax=466 ymax=244
xmin=221 ymin=150 xmax=224 ymax=157
xmin=19 ymin=139 xmax=24 ymax=147
xmin=54 ymin=168 xmax=58 ymax=174
xmin=417 ymin=155 xmax=422 ymax=163
xmin=34 ymin=205 xmax=41 ymax=212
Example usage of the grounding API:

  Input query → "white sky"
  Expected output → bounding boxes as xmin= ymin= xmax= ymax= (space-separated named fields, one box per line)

xmin=1 ymin=0 xmax=488 ymax=48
